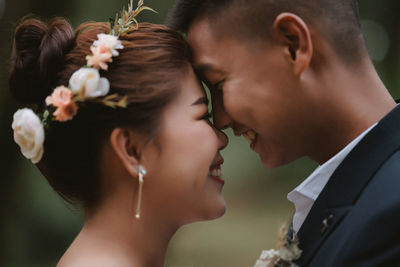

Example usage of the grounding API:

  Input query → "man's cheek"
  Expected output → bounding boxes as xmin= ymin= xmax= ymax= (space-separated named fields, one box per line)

xmin=224 ymin=94 xmax=243 ymax=119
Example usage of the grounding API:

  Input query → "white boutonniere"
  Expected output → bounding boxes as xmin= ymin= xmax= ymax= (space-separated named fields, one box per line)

xmin=254 ymin=224 xmax=302 ymax=267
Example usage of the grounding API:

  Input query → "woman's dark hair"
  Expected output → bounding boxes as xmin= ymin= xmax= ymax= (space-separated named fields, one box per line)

xmin=9 ymin=18 xmax=191 ymax=209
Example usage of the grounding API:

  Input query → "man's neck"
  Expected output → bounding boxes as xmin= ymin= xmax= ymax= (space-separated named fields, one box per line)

xmin=306 ymin=60 xmax=396 ymax=165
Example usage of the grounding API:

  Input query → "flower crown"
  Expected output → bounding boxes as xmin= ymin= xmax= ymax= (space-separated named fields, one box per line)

xmin=12 ymin=0 xmax=156 ymax=164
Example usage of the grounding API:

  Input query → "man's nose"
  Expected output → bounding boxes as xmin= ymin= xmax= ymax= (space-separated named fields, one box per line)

xmin=211 ymin=89 xmax=233 ymax=130
xmin=213 ymin=106 xmax=233 ymax=130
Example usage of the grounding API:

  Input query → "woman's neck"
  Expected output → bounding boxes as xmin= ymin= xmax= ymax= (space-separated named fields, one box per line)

xmin=59 ymin=192 xmax=179 ymax=267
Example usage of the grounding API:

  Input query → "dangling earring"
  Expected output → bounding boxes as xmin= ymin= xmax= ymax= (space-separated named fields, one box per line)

xmin=135 ymin=164 xmax=146 ymax=219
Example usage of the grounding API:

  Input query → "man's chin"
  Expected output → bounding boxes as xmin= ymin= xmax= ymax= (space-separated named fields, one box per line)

xmin=256 ymin=146 xmax=294 ymax=169
xmin=259 ymin=155 xmax=283 ymax=168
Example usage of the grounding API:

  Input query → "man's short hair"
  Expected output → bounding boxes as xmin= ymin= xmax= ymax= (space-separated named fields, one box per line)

xmin=167 ymin=0 xmax=367 ymax=65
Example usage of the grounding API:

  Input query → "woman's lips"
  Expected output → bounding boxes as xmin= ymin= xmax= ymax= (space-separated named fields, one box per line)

xmin=208 ymin=159 xmax=224 ymax=185
xmin=209 ymin=167 xmax=222 ymax=177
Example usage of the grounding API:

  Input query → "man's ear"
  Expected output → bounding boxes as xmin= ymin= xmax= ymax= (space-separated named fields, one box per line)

xmin=110 ymin=128 xmax=144 ymax=178
xmin=272 ymin=12 xmax=313 ymax=76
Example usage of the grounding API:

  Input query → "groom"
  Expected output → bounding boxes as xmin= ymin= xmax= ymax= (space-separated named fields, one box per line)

xmin=168 ymin=0 xmax=400 ymax=266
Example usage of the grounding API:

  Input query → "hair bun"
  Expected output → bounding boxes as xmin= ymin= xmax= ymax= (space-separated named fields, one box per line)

xmin=9 ymin=18 xmax=74 ymax=105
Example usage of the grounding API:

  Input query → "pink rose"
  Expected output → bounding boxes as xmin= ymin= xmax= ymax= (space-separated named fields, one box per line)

xmin=45 ymin=86 xmax=78 ymax=122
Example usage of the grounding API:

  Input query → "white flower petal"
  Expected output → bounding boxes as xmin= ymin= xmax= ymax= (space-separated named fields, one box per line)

xmin=12 ymin=108 xmax=45 ymax=164
xmin=93 ymin=33 xmax=123 ymax=58
xmin=85 ymin=77 xmax=109 ymax=98
xmin=83 ymin=69 xmax=101 ymax=97
xmin=69 ymin=68 xmax=108 ymax=98
xmin=97 ymin=78 xmax=110 ymax=97
xmin=69 ymin=68 xmax=87 ymax=94
xmin=31 ymin=146 xmax=44 ymax=164
xmin=111 ymin=49 xmax=119 ymax=57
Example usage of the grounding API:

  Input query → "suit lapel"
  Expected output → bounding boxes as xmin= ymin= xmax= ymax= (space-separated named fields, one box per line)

xmin=297 ymin=104 xmax=400 ymax=265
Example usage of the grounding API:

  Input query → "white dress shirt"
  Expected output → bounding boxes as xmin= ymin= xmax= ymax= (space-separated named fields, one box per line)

xmin=287 ymin=123 xmax=377 ymax=234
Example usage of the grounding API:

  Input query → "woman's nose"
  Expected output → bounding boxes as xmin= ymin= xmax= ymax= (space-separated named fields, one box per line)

xmin=215 ymin=128 xmax=228 ymax=151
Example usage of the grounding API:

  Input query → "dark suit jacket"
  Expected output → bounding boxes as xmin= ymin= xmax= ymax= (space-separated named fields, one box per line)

xmin=296 ymin=104 xmax=400 ymax=267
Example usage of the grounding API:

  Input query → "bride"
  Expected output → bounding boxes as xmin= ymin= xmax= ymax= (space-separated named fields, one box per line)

xmin=9 ymin=2 xmax=228 ymax=266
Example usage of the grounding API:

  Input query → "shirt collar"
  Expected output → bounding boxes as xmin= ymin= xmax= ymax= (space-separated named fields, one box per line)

xmin=288 ymin=123 xmax=377 ymax=203
xmin=287 ymin=123 xmax=377 ymax=233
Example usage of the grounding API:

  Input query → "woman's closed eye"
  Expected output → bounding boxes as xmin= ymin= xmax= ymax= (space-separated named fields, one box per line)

xmin=192 ymin=97 xmax=212 ymax=123
xmin=201 ymin=112 xmax=212 ymax=121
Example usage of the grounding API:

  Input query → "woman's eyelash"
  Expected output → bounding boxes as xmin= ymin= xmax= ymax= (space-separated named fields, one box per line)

xmin=202 ymin=112 xmax=212 ymax=120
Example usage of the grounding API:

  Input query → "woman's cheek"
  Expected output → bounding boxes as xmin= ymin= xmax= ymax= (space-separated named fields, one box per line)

xmin=203 ymin=125 xmax=219 ymax=153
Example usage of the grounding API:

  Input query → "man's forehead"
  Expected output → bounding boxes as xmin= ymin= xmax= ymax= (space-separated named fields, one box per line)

xmin=187 ymin=21 xmax=214 ymax=69
xmin=188 ymin=20 xmax=233 ymax=74
xmin=188 ymin=16 xmax=212 ymax=38
xmin=187 ymin=19 xmax=215 ymax=52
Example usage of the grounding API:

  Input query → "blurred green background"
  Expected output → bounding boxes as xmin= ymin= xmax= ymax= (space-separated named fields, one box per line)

xmin=1 ymin=0 xmax=399 ymax=266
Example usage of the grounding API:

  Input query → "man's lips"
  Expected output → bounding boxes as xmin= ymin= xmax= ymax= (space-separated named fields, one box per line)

xmin=241 ymin=129 xmax=258 ymax=145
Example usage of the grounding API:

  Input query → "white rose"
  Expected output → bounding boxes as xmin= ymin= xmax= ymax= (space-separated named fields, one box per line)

xmin=12 ymin=108 xmax=45 ymax=164
xmin=69 ymin=68 xmax=110 ymax=98
xmin=93 ymin=33 xmax=124 ymax=57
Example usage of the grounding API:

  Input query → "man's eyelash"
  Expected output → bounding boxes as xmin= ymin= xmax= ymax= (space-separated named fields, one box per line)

xmin=213 ymin=80 xmax=225 ymax=90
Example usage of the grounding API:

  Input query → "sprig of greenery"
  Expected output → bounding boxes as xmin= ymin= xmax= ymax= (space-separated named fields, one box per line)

xmin=73 ymin=92 xmax=128 ymax=109
xmin=111 ymin=0 xmax=157 ymax=36
xmin=40 ymin=109 xmax=51 ymax=129
xmin=94 ymin=93 xmax=129 ymax=108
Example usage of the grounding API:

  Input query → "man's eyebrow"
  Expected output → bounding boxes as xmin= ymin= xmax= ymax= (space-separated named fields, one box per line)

xmin=195 ymin=63 xmax=213 ymax=73
xmin=195 ymin=63 xmax=225 ymax=76
xmin=192 ymin=96 xmax=209 ymax=106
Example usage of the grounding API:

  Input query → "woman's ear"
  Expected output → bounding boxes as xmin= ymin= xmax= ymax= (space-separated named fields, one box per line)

xmin=272 ymin=12 xmax=313 ymax=76
xmin=110 ymin=128 xmax=144 ymax=177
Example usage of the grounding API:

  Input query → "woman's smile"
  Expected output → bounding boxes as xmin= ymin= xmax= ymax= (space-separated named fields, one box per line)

xmin=208 ymin=155 xmax=224 ymax=186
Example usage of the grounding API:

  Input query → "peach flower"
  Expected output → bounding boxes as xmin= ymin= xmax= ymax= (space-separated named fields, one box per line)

xmin=93 ymin=33 xmax=124 ymax=57
xmin=86 ymin=45 xmax=113 ymax=70
xmin=45 ymin=86 xmax=78 ymax=122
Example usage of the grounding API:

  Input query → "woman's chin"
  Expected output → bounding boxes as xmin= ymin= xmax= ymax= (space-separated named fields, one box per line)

xmin=212 ymin=202 xmax=226 ymax=219
xmin=184 ymin=199 xmax=226 ymax=224
xmin=201 ymin=198 xmax=227 ymax=221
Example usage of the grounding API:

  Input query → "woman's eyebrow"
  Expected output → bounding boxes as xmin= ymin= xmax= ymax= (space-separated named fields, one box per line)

xmin=192 ymin=96 xmax=209 ymax=106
